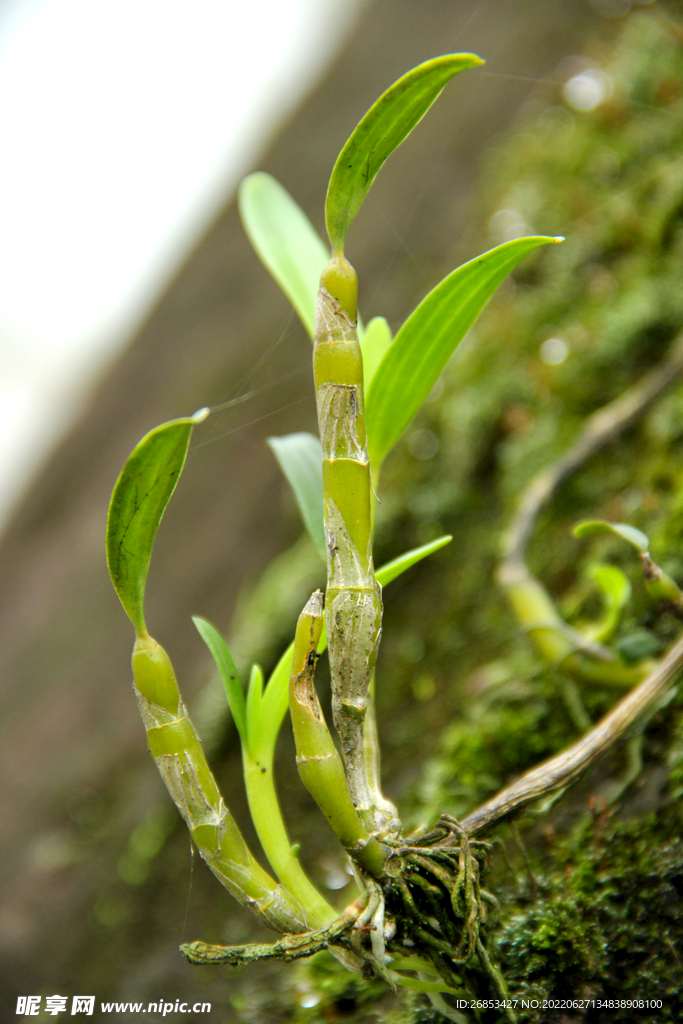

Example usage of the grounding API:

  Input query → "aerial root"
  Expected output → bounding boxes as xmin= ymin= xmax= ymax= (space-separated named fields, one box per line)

xmin=180 ymin=900 xmax=361 ymax=966
xmin=349 ymin=879 xmax=395 ymax=987
xmin=181 ymin=816 xmax=514 ymax=1018
xmin=392 ymin=815 xmax=488 ymax=965
xmin=384 ymin=816 xmax=514 ymax=1018
xmin=181 ymin=887 xmax=394 ymax=985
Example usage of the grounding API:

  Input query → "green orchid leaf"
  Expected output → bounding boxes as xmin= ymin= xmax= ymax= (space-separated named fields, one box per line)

xmin=267 ymin=433 xmax=325 ymax=561
xmin=582 ymin=563 xmax=631 ymax=644
xmin=246 ymin=663 xmax=265 ymax=751
xmin=361 ymin=316 xmax=392 ymax=390
xmin=193 ymin=616 xmax=248 ymax=748
xmin=325 ymin=53 xmax=483 ymax=251
xmin=376 ymin=535 xmax=452 ymax=587
xmin=573 ymin=519 xmax=650 ymax=553
xmin=106 ymin=409 xmax=209 ymax=634
xmin=255 ymin=644 xmax=296 ymax=762
xmin=365 ymin=236 xmax=560 ymax=470
xmin=254 ymin=535 xmax=453 ymax=758
xmin=239 ymin=172 xmax=329 ymax=338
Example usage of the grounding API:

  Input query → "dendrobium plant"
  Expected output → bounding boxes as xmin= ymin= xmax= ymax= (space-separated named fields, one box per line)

xmin=107 ymin=52 xmax=681 ymax=1018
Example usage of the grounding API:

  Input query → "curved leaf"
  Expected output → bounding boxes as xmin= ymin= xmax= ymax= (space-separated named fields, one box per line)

xmin=267 ymin=433 xmax=325 ymax=561
xmin=361 ymin=316 xmax=392 ymax=389
xmin=238 ymin=172 xmax=329 ymax=338
xmin=193 ymin=616 xmax=248 ymax=748
xmin=573 ymin=519 xmax=649 ymax=553
xmin=365 ymin=236 xmax=561 ymax=470
xmin=106 ymin=409 xmax=208 ymax=633
xmin=325 ymin=53 xmax=483 ymax=251
xmin=582 ymin=563 xmax=631 ymax=644
xmin=375 ymin=535 xmax=452 ymax=587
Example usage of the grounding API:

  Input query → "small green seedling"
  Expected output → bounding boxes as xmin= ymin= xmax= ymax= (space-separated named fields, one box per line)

xmin=573 ymin=519 xmax=650 ymax=553
xmin=574 ymin=519 xmax=683 ymax=614
xmin=107 ymin=53 xmax=571 ymax=1015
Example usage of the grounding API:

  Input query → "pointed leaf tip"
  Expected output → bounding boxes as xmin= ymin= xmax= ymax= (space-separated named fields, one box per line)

xmin=106 ymin=417 xmax=198 ymax=633
xmin=366 ymin=235 xmax=556 ymax=470
xmin=246 ymin=664 xmax=265 ymax=752
xmin=376 ymin=535 xmax=452 ymax=587
xmin=193 ymin=616 xmax=248 ymax=748
xmin=239 ymin=172 xmax=329 ymax=338
xmin=326 ymin=53 xmax=483 ymax=251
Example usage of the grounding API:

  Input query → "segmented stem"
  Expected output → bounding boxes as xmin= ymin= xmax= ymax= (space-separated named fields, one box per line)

xmin=288 ymin=591 xmax=389 ymax=877
xmin=182 ymin=900 xmax=362 ymax=965
xmin=363 ymin=680 xmax=401 ymax=832
xmin=132 ymin=633 xmax=312 ymax=932
xmin=313 ymin=255 xmax=386 ymax=832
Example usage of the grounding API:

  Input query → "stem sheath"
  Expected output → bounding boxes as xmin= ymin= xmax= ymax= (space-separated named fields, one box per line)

xmin=132 ymin=633 xmax=311 ymax=932
xmin=289 ymin=592 xmax=389 ymax=877
xmin=314 ymin=255 xmax=388 ymax=832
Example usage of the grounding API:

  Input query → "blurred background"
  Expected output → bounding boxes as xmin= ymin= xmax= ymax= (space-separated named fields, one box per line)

xmin=0 ymin=0 xmax=365 ymax=530
xmin=0 ymin=0 xmax=664 ymax=1019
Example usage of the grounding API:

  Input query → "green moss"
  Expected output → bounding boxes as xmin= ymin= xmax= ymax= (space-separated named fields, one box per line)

xmin=498 ymin=797 xmax=683 ymax=1020
xmin=416 ymin=669 xmax=573 ymax=823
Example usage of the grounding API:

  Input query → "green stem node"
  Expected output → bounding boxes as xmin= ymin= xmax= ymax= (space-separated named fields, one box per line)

xmin=314 ymin=257 xmax=388 ymax=833
xmin=289 ymin=592 xmax=389 ymax=878
xmin=131 ymin=633 xmax=312 ymax=932
xmin=320 ymin=252 xmax=358 ymax=321
xmin=132 ymin=634 xmax=181 ymax=714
